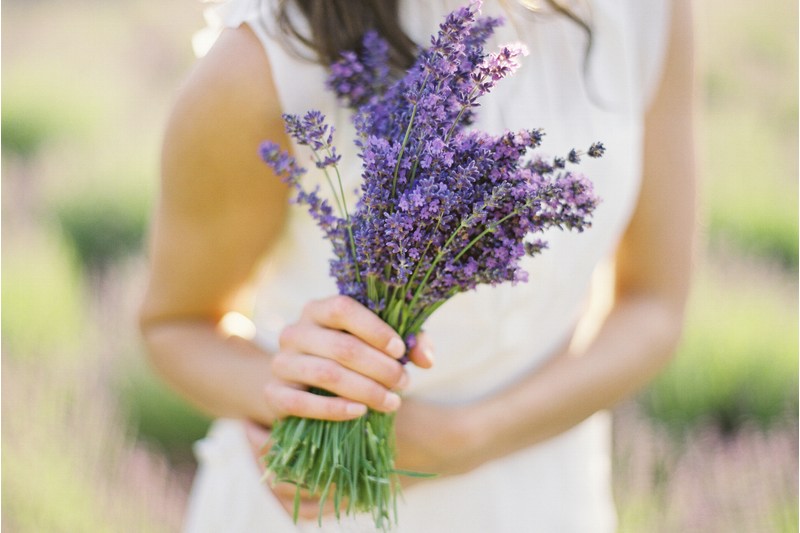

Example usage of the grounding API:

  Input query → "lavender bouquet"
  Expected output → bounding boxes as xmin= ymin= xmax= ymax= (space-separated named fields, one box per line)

xmin=259 ymin=2 xmax=602 ymax=528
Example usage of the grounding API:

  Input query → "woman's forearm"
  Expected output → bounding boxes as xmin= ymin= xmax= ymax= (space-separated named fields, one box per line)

xmin=141 ymin=319 xmax=278 ymax=427
xmin=140 ymin=296 xmax=423 ymax=429
xmin=461 ymin=0 xmax=697 ymax=466
xmin=461 ymin=294 xmax=685 ymax=466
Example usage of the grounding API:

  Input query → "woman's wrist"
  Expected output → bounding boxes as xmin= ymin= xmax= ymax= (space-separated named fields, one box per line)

xmin=142 ymin=316 xmax=279 ymax=427
xmin=448 ymin=401 xmax=494 ymax=470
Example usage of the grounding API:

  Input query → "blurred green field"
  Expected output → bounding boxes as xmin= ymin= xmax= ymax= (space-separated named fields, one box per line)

xmin=2 ymin=0 xmax=797 ymax=530
xmin=641 ymin=259 xmax=798 ymax=435
xmin=698 ymin=0 xmax=798 ymax=267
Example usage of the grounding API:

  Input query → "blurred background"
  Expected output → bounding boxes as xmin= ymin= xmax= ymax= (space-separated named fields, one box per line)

xmin=2 ymin=0 xmax=797 ymax=531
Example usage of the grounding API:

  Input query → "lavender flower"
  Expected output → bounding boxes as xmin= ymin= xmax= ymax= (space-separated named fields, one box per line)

xmin=259 ymin=1 xmax=602 ymax=528
xmin=327 ymin=30 xmax=391 ymax=108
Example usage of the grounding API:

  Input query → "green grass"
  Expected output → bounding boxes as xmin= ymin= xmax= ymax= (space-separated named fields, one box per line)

xmin=703 ymin=108 xmax=798 ymax=268
xmin=54 ymin=183 xmax=152 ymax=273
xmin=699 ymin=0 xmax=798 ymax=266
xmin=3 ymin=439 xmax=172 ymax=533
xmin=2 ymin=66 xmax=105 ymax=159
xmin=2 ymin=356 xmax=181 ymax=533
xmin=4 ymin=446 xmax=116 ymax=532
xmin=117 ymin=361 xmax=212 ymax=460
xmin=2 ymin=86 xmax=92 ymax=159
xmin=1 ymin=232 xmax=87 ymax=359
xmin=614 ymin=409 xmax=798 ymax=532
xmin=770 ymin=503 xmax=800 ymax=533
xmin=640 ymin=265 xmax=798 ymax=434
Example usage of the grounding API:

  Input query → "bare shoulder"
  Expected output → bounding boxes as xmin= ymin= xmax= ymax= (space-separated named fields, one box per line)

xmin=615 ymin=0 xmax=695 ymax=304
xmin=161 ymin=24 xmax=291 ymax=218
xmin=648 ymin=0 xmax=694 ymax=117
xmin=141 ymin=26 xmax=291 ymax=324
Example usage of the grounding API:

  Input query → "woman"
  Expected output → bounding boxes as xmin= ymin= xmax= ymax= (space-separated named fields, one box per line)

xmin=140 ymin=0 xmax=695 ymax=530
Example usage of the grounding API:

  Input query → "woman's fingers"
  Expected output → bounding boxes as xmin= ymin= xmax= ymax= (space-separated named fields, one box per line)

xmin=243 ymin=419 xmax=272 ymax=461
xmin=266 ymin=295 xmax=438 ymax=423
xmin=300 ymin=296 xmax=406 ymax=359
xmin=263 ymin=379 xmax=369 ymax=420
xmin=279 ymin=323 xmax=408 ymax=391
xmin=244 ymin=420 xmax=342 ymax=520
xmin=270 ymin=480 xmax=343 ymax=519
xmin=270 ymin=353 xmax=401 ymax=414
xmin=407 ymin=331 xmax=435 ymax=369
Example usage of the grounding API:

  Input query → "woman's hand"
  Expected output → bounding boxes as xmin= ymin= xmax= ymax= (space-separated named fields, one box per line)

xmin=247 ymin=299 xmax=435 ymax=518
xmin=263 ymin=295 xmax=433 ymax=424
xmin=243 ymin=420 xmax=344 ymax=519
xmin=245 ymin=402 xmax=484 ymax=519
xmin=393 ymin=398 xmax=486 ymax=488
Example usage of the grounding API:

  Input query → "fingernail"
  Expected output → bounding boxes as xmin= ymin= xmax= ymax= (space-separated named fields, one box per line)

xmin=396 ymin=372 xmax=410 ymax=390
xmin=386 ymin=337 xmax=406 ymax=359
xmin=347 ymin=403 xmax=368 ymax=417
xmin=383 ymin=392 xmax=402 ymax=411
xmin=423 ymin=347 xmax=435 ymax=365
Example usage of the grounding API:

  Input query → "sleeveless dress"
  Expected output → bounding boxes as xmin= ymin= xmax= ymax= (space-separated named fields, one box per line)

xmin=185 ymin=1 xmax=670 ymax=531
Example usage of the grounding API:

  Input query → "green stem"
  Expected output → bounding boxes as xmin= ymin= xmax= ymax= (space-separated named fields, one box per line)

xmin=452 ymin=209 xmax=522 ymax=264
xmin=444 ymin=81 xmax=483 ymax=143
xmin=390 ymin=105 xmax=418 ymax=199
xmin=314 ymin=158 xmax=345 ymax=218
xmin=265 ymin=410 xmax=400 ymax=531
xmin=311 ymin=150 xmax=362 ymax=284
xmin=390 ymin=72 xmax=431 ymax=199
xmin=406 ymin=290 xmax=455 ymax=333
xmin=329 ymin=149 xmax=351 ymax=219
xmin=406 ymin=79 xmax=445 ymax=189
xmin=406 ymin=220 xmax=468 ymax=312
xmin=400 ymin=211 xmax=444 ymax=302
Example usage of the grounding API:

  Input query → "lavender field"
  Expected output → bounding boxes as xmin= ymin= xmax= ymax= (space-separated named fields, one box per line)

xmin=3 ymin=0 xmax=797 ymax=531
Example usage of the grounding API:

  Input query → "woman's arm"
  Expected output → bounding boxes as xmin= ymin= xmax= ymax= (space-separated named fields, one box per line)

xmin=139 ymin=26 xmax=424 ymax=428
xmin=393 ymin=0 xmax=696 ymax=475
xmin=139 ymin=25 xmax=291 ymax=425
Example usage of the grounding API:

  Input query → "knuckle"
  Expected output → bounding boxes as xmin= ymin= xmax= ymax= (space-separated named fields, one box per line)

xmin=300 ymin=299 xmax=321 ymax=320
xmin=277 ymin=390 xmax=304 ymax=416
xmin=262 ymin=382 xmax=278 ymax=405
xmin=376 ymin=327 xmax=395 ymax=345
xmin=263 ymin=380 xmax=278 ymax=398
xmin=326 ymin=398 xmax=352 ymax=419
xmin=366 ymin=383 xmax=389 ymax=407
xmin=269 ymin=353 xmax=290 ymax=376
xmin=330 ymin=335 xmax=359 ymax=365
xmin=326 ymin=401 xmax=346 ymax=419
xmin=278 ymin=325 xmax=298 ymax=349
xmin=328 ymin=295 xmax=354 ymax=320
xmin=386 ymin=363 xmax=405 ymax=387
xmin=264 ymin=383 xmax=292 ymax=416
xmin=312 ymin=362 xmax=341 ymax=386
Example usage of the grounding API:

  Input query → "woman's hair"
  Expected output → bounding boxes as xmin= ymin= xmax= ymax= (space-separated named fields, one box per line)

xmin=276 ymin=0 xmax=592 ymax=71
xmin=275 ymin=0 xmax=417 ymax=70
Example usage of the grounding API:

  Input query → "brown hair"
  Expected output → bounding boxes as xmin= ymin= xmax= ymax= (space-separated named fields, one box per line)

xmin=276 ymin=0 xmax=418 ymax=70
xmin=276 ymin=0 xmax=592 ymax=71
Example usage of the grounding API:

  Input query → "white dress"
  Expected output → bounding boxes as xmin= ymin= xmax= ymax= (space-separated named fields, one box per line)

xmin=185 ymin=1 xmax=670 ymax=531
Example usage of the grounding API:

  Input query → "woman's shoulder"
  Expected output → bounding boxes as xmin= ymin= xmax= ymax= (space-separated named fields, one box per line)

xmin=160 ymin=25 xmax=289 ymax=220
xmin=172 ymin=25 xmax=282 ymax=140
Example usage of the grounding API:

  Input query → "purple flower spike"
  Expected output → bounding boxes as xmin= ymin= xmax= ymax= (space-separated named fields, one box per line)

xmin=259 ymin=3 xmax=602 ymax=529
xmin=262 ymin=0 xmax=601 ymax=386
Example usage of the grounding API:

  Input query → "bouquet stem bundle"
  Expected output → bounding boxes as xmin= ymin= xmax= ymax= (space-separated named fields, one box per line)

xmin=259 ymin=1 xmax=602 ymax=529
xmin=267 ymin=397 xmax=399 ymax=526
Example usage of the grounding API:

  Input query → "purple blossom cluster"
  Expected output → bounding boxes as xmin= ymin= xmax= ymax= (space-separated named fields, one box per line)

xmin=326 ymin=30 xmax=391 ymax=109
xmin=260 ymin=0 xmax=601 ymax=338
xmin=258 ymin=2 xmax=604 ymax=527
